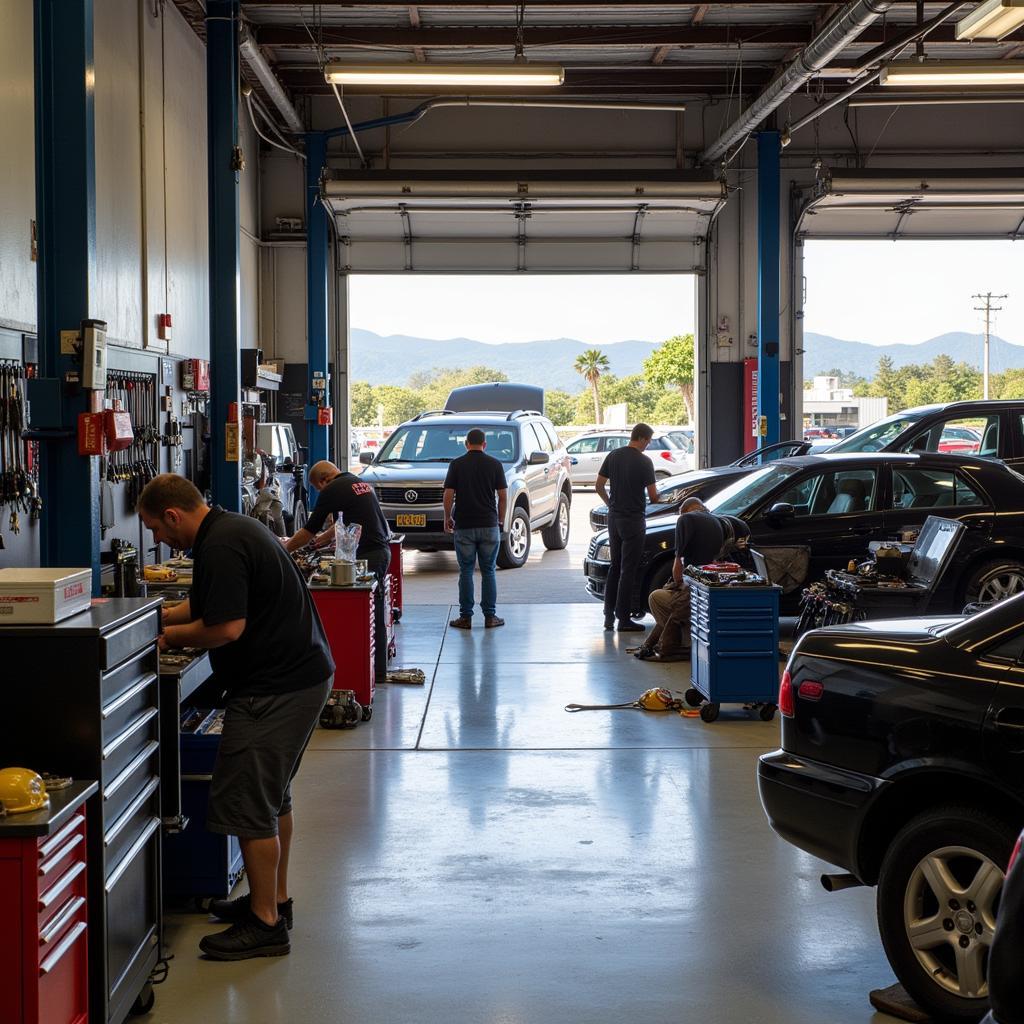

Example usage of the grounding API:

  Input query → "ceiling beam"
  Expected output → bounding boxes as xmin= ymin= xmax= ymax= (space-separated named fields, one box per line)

xmin=691 ymin=4 xmax=710 ymax=25
xmin=651 ymin=45 xmax=675 ymax=63
xmin=244 ymin=0 xmax=941 ymax=6
xmin=407 ymin=6 xmax=426 ymax=61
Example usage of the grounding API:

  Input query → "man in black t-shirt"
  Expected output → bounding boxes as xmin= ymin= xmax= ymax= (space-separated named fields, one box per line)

xmin=285 ymin=460 xmax=391 ymax=677
xmin=443 ymin=428 xmax=508 ymax=629
xmin=138 ymin=474 xmax=334 ymax=962
xmin=595 ymin=423 xmax=659 ymax=631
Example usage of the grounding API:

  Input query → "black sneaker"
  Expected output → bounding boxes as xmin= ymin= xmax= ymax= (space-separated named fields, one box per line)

xmin=616 ymin=620 xmax=646 ymax=633
xmin=209 ymin=892 xmax=294 ymax=931
xmin=199 ymin=911 xmax=290 ymax=961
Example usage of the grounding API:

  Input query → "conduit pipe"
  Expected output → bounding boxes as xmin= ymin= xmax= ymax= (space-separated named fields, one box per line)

xmin=699 ymin=0 xmax=893 ymax=166
xmin=240 ymin=35 xmax=304 ymax=133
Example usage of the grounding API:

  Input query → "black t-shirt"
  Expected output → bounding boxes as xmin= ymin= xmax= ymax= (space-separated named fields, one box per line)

xmin=305 ymin=472 xmax=390 ymax=554
xmin=597 ymin=445 xmax=656 ymax=516
xmin=191 ymin=507 xmax=335 ymax=697
xmin=675 ymin=511 xmax=726 ymax=567
xmin=443 ymin=451 xmax=508 ymax=529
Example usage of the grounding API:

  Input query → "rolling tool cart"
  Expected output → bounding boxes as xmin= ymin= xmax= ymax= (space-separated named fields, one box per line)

xmin=310 ymin=580 xmax=377 ymax=722
xmin=685 ymin=564 xmax=781 ymax=723
xmin=388 ymin=534 xmax=405 ymax=622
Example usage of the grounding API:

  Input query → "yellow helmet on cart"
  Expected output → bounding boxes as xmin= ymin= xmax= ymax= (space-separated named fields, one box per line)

xmin=0 ymin=767 xmax=49 ymax=814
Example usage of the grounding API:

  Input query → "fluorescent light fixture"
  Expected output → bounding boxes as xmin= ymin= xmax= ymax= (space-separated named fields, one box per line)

xmin=879 ymin=60 xmax=1024 ymax=85
xmin=324 ymin=63 xmax=565 ymax=87
xmin=956 ymin=0 xmax=1024 ymax=39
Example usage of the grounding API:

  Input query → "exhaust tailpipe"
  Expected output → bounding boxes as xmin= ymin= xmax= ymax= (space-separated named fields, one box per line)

xmin=821 ymin=872 xmax=864 ymax=893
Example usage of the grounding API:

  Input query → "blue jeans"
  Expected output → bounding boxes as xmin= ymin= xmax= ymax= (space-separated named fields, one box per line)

xmin=454 ymin=526 xmax=500 ymax=618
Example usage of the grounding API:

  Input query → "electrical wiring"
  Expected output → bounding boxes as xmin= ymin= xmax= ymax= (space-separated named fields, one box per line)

xmin=330 ymin=83 xmax=368 ymax=167
xmin=245 ymin=92 xmax=304 ymax=159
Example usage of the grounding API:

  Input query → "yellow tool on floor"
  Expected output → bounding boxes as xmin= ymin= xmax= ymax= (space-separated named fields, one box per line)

xmin=565 ymin=688 xmax=697 ymax=716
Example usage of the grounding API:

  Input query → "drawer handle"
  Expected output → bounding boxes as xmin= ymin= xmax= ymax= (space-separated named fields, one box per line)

xmin=38 ymin=814 xmax=85 ymax=859
xmin=104 ymin=777 xmax=160 ymax=847
xmin=104 ymin=741 xmax=159 ymax=801
xmin=39 ymin=921 xmax=87 ymax=976
xmin=101 ymin=674 xmax=157 ymax=719
xmin=40 ymin=895 xmax=86 ymax=946
xmin=105 ymin=817 xmax=161 ymax=892
xmin=38 ymin=834 xmax=84 ymax=877
xmin=102 ymin=707 xmax=159 ymax=760
xmin=38 ymin=861 xmax=86 ymax=911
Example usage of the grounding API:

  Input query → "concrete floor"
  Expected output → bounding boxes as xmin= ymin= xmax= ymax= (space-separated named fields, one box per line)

xmin=154 ymin=494 xmax=901 ymax=1024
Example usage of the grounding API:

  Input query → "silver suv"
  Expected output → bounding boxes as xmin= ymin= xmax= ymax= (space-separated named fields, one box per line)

xmin=358 ymin=409 xmax=572 ymax=568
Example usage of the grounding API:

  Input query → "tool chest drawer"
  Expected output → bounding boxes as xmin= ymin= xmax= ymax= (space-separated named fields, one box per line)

xmin=100 ymin=611 xmax=160 ymax=670
xmin=101 ymin=647 xmax=156 ymax=706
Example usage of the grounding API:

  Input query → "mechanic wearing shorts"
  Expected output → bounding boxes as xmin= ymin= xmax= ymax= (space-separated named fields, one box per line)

xmin=138 ymin=474 xmax=334 ymax=961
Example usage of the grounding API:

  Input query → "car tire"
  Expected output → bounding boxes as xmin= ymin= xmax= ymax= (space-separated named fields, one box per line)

xmin=876 ymin=805 xmax=1015 ymax=1021
xmin=962 ymin=559 xmax=1024 ymax=607
xmin=633 ymin=560 xmax=672 ymax=618
xmin=655 ymin=471 xmax=671 ymax=480
xmin=497 ymin=506 xmax=531 ymax=569
xmin=291 ymin=499 xmax=307 ymax=534
xmin=541 ymin=493 xmax=571 ymax=550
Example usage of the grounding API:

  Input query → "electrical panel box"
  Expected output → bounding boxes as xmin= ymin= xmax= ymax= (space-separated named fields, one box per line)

xmin=181 ymin=358 xmax=210 ymax=392
xmin=80 ymin=319 xmax=107 ymax=391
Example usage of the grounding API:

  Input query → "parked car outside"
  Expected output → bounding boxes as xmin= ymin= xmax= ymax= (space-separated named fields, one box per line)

xmin=565 ymin=428 xmax=693 ymax=486
xmin=583 ymin=451 xmax=1024 ymax=617
xmin=358 ymin=408 xmax=572 ymax=569
xmin=254 ymin=421 xmax=307 ymax=532
xmin=758 ymin=593 xmax=1024 ymax=1020
xmin=589 ymin=438 xmax=812 ymax=531
xmin=803 ymin=427 xmax=837 ymax=440
xmin=666 ymin=428 xmax=695 ymax=455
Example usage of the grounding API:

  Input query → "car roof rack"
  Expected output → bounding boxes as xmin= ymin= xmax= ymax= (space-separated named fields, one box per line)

xmin=506 ymin=409 xmax=543 ymax=421
xmin=410 ymin=410 xmax=456 ymax=422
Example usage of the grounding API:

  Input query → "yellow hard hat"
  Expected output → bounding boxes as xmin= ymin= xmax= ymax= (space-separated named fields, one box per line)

xmin=638 ymin=688 xmax=676 ymax=711
xmin=0 ymin=767 xmax=49 ymax=815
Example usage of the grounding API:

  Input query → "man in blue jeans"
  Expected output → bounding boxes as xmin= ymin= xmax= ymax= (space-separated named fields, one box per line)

xmin=443 ymin=428 xmax=508 ymax=629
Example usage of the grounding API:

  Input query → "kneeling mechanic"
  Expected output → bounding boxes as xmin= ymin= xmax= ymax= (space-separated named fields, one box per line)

xmin=139 ymin=474 xmax=335 ymax=961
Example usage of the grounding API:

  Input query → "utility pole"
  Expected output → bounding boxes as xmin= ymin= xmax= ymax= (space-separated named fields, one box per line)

xmin=973 ymin=292 xmax=1007 ymax=400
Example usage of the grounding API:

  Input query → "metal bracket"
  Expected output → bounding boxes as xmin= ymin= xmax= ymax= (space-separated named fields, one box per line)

xmin=514 ymin=202 xmax=531 ymax=272
xmin=630 ymin=204 xmax=648 ymax=272
xmin=398 ymin=204 xmax=413 ymax=271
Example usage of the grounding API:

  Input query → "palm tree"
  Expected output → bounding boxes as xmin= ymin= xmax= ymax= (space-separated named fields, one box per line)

xmin=574 ymin=349 xmax=610 ymax=425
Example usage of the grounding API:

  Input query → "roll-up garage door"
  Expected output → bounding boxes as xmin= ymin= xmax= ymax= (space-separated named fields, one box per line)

xmin=796 ymin=169 xmax=1024 ymax=241
xmin=321 ymin=171 xmax=726 ymax=273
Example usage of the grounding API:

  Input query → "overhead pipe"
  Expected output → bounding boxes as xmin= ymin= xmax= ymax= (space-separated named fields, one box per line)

xmin=240 ymin=34 xmax=304 ymax=133
xmin=699 ymin=0 xmax=893 ymax=166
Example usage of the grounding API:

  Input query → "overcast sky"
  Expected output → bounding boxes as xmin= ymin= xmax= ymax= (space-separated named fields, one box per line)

xmin=349 ymin=241 xmax=1023 ymax=348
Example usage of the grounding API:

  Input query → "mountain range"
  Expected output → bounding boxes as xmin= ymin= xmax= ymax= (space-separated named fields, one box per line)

xmin=350 ymin=327 xmax=1024 ymax=390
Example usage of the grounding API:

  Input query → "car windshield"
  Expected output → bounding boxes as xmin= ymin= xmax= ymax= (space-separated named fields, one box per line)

xmin=377 ymin=424 xmax=519 ymax=463
xmin=705 ymin=464 xmax=802 ymax=517
xmin=827 ymin=412 xmax=926 ymax=453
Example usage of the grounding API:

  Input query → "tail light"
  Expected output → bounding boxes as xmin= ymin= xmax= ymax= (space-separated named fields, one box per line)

xmin=1010 ymin=833 xmax=1023 ymax=872
xmin=779 ymin=670 xmax=795 ymax=717
xmin=799 ymin=680 xmax=824 ymax=701
xmin=660 ymin=451 xmax=674 ymax=461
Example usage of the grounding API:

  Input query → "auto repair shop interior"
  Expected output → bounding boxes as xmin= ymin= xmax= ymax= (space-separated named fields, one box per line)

xmin=1 ymin=1 xmax=1023 ymax=1023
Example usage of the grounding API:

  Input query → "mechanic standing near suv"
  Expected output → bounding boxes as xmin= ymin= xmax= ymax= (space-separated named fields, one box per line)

xmin=596 ymin=423 xmax=660 ymax=632
xmin=443 ymin=428 xmax=508 ymax=629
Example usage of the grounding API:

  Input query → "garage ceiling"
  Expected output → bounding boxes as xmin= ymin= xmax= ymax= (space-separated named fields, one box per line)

xmin=797 ymin=169 xmax=1024 ymax=239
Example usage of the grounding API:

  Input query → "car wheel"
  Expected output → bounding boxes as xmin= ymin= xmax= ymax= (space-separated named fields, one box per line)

xmin=291 ymin=499 xmax=307 ymax=533
xmin=541 ymin=493 xmax=571 ymax=550
xmin=497 ymin=507 xmax=531 ymax=569
xmin=634 ymin=560 xmax=672 ymax=618
xmin=655 ymin=471 xmax=671 ymax=480
xmin=877 ymin=805 xmax=1015 ymax=1020
xmin=963 ymin=559 xmax=1024 ymax=607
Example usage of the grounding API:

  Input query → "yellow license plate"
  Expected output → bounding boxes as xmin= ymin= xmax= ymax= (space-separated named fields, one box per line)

xmin=396 ymin=514 xmax=427 ymax=528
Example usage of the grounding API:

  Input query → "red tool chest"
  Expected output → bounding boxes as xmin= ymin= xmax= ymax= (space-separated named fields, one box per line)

xmin=0 ymin=781 xmax=97 ymax=1024
xmin=310 ymin=581 xmax=376 ymax=713
xmin=388 ymin=535 xmax=404 ymax=622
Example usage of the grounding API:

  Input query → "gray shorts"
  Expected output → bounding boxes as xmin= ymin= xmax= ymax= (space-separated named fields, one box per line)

xmin=207 ymin=677 xmax=331 ymax=840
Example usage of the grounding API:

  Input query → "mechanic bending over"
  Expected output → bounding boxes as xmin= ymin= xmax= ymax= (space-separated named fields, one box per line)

xmin=284 ymin=460 xmax=391 ymax=680
xmin=138 ymin=474 xmax=334 ymax=961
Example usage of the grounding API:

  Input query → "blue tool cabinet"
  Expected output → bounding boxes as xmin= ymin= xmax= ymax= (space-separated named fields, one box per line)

xmin=687 ymin=580 xmax=781 ymax=722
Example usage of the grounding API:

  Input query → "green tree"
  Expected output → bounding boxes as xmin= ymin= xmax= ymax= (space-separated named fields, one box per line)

xmin=603 ymin=373 xmax=658 ymax=422
xmin=349 ymin=381 xmax=377 ymax=426
xmin=411 ymin=365 xmax=509 ymax=411
xmin=993 ymin=368 xmax=1024 ymax=399
xmin=643 ymin=334 xmax=696 ymax=424
xmin=652 ymin=391 xmax=689 ymax=425
xmin=862 ymin=355 xmax=905 ymax=409
xmin=544 ymin=389 xmax=577 ymax=426
xmin=574 ymin=349 xmax=611 ymax=424
xmin=372 ymin=385 xmax=423 ymax=426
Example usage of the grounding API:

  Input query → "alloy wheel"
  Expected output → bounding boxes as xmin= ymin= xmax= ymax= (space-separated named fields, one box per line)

xmin=510 ymin=517 xmax=529 ymax=559
xmin=558 ymin=500 xmax=569 ymax=542
xmin=977 ymin=570 xmax=1024 ymax=604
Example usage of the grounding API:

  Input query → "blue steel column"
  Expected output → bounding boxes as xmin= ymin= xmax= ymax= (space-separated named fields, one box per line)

xmin=757 ymin=130 xmax=781 ymax=447
xmin=34 ymin=0 xmax=101 ymax=588
xmin=305 ymin=131 xmax=330 ymax=488
xmin=207 ymin=0 xmax=242 ymax=511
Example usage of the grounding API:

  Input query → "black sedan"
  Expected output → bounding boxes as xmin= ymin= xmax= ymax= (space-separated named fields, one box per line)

xmin=984 ymin=829 xmax=1024 ymax=1024
xmin=583 ymin=452 xmax=1024 ymax=617
xmin=758 ymin=594 xmax=1024 ymax=1020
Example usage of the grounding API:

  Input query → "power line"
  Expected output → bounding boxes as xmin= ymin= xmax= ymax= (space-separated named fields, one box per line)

xmin=973 ymin=292 xmax=1007 ymax=400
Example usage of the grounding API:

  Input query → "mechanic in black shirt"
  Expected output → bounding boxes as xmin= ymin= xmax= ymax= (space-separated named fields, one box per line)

xmin=284 ymin=460 xmax=391 ymax=679
xmin=138 ymin=474 xmax=334 ymax=962
xmin=595 ymin=423 xmax=659 ymax=631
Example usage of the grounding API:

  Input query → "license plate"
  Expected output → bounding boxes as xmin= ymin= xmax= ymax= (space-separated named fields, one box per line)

xmin=396 ymin=514 xmax=427 ymax=528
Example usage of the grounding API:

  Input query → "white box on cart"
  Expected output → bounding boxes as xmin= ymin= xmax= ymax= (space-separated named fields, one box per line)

xmin=0 ymin=568 xmax=92 ymax=623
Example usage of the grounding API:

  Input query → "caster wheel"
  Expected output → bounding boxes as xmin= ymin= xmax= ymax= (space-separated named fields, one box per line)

xmin=684 ymin=688 xmax=703 ymax=708
xmin=130 ymin=983 xmax=155 ymax=1016
xmin=361 ymin=705 xmax=373 ymax=721
xmin=759 ymin=703 xmax=777 ymax=722
xmin=393 ymin=609 xmax=402 ymax=622
xmin=699 ymin=703 xmax=720 ymax=723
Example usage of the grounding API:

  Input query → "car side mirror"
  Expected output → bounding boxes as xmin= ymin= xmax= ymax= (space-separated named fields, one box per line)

xmin=528 ymin=451 xmax=550 ymax=465
xmin=359 ymin=451 xmax=374 ymax=465
xmin=766 ymin=501 xmax=796 ymax=526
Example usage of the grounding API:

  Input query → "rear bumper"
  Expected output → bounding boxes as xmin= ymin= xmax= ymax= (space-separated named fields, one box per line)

xmin=757 ymin=749 xmax=886 ymax=879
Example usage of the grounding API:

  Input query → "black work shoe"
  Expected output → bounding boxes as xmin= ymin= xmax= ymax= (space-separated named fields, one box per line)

xmin=604 ymin=619 xmax=614 ymax=631
xmin=199 ymin=912 xmax=290 ymax=961
xmin=484 ymin=615 xmax=505 ymax=628
xmin=209 ymin=892 xmax=294 ymax=931
xmin=617 ymin=620 xmax=646 ymax=632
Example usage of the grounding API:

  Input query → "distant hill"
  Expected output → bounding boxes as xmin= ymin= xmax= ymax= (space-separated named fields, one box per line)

xmin=350 ymin=329 xmax=658 ymax=391
xmin=804 ymin=331 xmax=1024 ymax=378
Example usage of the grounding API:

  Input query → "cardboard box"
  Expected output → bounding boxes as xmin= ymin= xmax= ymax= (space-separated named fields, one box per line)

xmin=0 ymin=568 xmax=92 ymax=624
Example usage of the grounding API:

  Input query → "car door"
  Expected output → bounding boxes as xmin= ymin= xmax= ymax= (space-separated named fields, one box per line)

xmin=885 ymin=464 xmax=995 ymax=544
xmin=566 ymin=435 xmax=603 ymax=485
xmin=982 ymin=634 xmax=1024 ymax=791
xmin=523 ymin=421 xmax=556 ymax=518
xmin=750 ymin=464 xmax=886 ymax=584
xmin=898 ymin=409 xmax=1010 ymax=464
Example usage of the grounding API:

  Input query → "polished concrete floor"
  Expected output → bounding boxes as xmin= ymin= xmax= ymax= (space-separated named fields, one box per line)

xmin=154 ymin=598 xmax=902 ymax=1024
